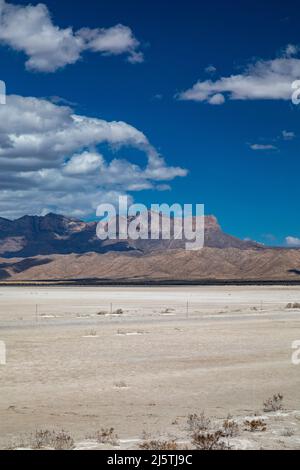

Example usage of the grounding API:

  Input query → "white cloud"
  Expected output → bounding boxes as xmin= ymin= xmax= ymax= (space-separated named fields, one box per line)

xmin=249 ymin=144 xmax=277 ymax=151
xmin=282 ymin=130 xmax=295 ymax=140
xmin=178 ymin=45 xmax=300 ymax=104
xmin=208 ymin=93 xmax=225 ymax=105
xmin=285 ymin=236 xmax=300 ymax=247
xmin=205 ymin=65 xmax=217 ymax=74
xmin=127 ymin=51 xmax=144 ymax=64
xmin=63 ymin=151 xmax=104 ymax=176
xmin=284 ymin=44 xmax=299 ymax=57
xmin=0 ymin=0 xmax=143 ymax=72
xmin=0 ymin=95 xmax=187 ymax=218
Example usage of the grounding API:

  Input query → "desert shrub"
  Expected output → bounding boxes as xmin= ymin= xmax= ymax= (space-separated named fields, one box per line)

xmin=244 ymin=419 xmax=267 ymax=433
xmin=286 ymin=302 xmax=300 ymax=309
xmin=53 ymin=431 xmax=75 ymax=450
xmin=139 ymin=440 xmax=179 ymax=450
xmin=114 ymin=309 xmax=124 ymax=315
xmin=31 ymin=430 xmax=53 ymax=449
xmin=191 ymin=430 xmax=231 ymax=450
xmin=114 ymin=381 xmax=128 ymax=388
xmin=31 ymin=430 xmax=74 ymax=450
xmin=96 ymin=428 xmax=119 ymax=446
xmin=263 ymin=393 xmax=284 ymax=412
xmin=222 ymin=417 xmax=239 ymax=437
xmin=187 ymin=412 xmax=211 ymax=432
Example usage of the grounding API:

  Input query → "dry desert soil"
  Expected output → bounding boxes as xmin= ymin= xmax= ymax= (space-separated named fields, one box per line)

xmin=0 ymin=286 xmax=300 ymax=450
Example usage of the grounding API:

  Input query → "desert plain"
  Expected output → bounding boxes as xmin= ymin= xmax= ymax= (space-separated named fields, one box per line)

xmin=0 ymin=285 xmax=300 ymax=450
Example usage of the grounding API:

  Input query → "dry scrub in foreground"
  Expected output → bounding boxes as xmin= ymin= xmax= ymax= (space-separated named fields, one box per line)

xmin=244 ymin=419 xmax=267 ymax=433
xmin=95 ymin=428 xmax=119 ymax=446
xmin=187 ymin=412 xmax=211 ymax=432
xmin=222 ymin=417 xmax=239 ymax=438
xmin=10 ymin=393 xmax=292 ymax=451
xmin=187 ymin=413 xmax=239 ymax=450
xmin=31 ymin=430 xmax=74 ymax=450
xmin=139 ymin=440 xmax=179 ymax=450
xmin=191 ymin=430 xmax=231 ymax=450
xmin=263 ymin=394 xmax=284 ymax=412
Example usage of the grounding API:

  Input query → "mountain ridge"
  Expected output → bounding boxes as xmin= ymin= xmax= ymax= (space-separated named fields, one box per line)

xmin=1 ymin=213 xmax=298 ymax=282
xmin=0 ymin=212 xmax=261 ymax=258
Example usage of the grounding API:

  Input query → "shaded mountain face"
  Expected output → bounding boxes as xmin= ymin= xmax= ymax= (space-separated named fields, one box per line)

xmin=0 ymin=212 xmax=261 ymax=258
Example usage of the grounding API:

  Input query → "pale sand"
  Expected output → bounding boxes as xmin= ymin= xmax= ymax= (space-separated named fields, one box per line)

xmin=0 ymin=286 xmax=300 ymax=449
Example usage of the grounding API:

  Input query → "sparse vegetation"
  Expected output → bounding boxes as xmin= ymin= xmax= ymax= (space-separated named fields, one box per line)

xmin=187 ymin=412 xmax=211 ymax=432
xmin=96 ymin=428 xmax=119 ymax=446
xmin=31 ymin=430 xmax=74 ymax=450
xmin=113 ymin=309 xmax=124 ymax=315
xmin=114 ymin=381 xmax=128 ymax=388
xmin=191 ymin=430 xmax=231 ymax=450
xmin=8 ymin=404 xmax=300 ymax=451
xmin=286 ymin=302 xmax=300 ymax=309
xmin=244 ymin=419 xmax=267 ymax=433
xmin=222 ymin=416 xmax=239 ymax=437
xmin=263 ymin=393 xmax=284 ymax=412
xmin=31 ymin=430 xmax=52 ymax=449
xmin=187 ymin=412 xmax=233 ymax=450
xmin=139 ymin=440 xmax=179 ymax=450
xmin=53 ymin=431 xmax=75 ymax=450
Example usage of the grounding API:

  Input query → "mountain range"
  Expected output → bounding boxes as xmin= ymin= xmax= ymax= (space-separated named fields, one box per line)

xmin=0 ymin=213 xmax=299 ymax=282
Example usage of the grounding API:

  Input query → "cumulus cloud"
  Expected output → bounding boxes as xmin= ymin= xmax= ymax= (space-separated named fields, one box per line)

xmin=285 ymin=236 xmax=300 ymax=247
xmin=208 ymin=93 xmax=225 ymax=105
xmin=178 ymin=45 xmax=300 ymax=104
xmin=282 ymin=130 xmax=295 ymax=140
xmin=0 ymin=95 xmax=187 ymax=218
xmin=0 ymin=0 xmax=143 ymax=72
xmin=249 ymin=144 xmax=278 ymax=151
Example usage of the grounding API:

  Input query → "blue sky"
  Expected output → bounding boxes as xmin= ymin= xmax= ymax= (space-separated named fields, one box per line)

xmin=0 ymin=0 xmax=300 ymax=246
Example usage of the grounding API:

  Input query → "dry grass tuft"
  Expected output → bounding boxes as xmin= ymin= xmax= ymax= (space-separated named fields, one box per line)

xmin=222 ymin=416 xmax=239 ymax=438
xmin=263 ymin=393 xmax=284 ymax=412
xmin=114 ymin=309 xmax=124 ymax=315
xmin=95 ymin=428 xmax=119 ymax=446
xmin=286 ymin=302 xmax=300 ymax=309
xmin=187 ymin=412 xmax=211 ymax=432
xmin=244 ymin=419 xmax=267 ymax=433
xmin=191 ymin=430 xmax=231 ymax=450
xmin=31 ymin=429 xmax=74 ymax=450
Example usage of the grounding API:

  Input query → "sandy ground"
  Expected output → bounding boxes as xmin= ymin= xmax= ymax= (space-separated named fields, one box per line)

xmin=0 ymin=286 xmax=300 ymax=450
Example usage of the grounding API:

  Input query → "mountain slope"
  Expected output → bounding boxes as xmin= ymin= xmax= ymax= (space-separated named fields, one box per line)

xmin=1 ymin=247 xmax=300 ymax=282
xmin=1 ymin=213 xmax=298 ymax=282
xmin=0 ymin=213 xmax=260 ymax=258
